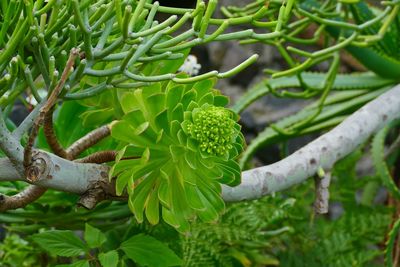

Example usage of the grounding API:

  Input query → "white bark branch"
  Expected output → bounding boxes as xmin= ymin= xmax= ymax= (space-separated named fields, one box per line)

xmin=221 ymin=84 xmax=400 ymax=201
xmin=0 ymin=110 xmax=24 ymax=174
xmin=0 ymin=151 xmax=110 ymax=194
xmin=13 ymin=101 xmax=45 ymax=140
xmin=0 ymin=158 xmax=20 ymax=181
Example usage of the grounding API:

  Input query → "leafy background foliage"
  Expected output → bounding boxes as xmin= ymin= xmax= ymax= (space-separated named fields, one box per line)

xmin=1 ymin=0 xmax=400 ymax=266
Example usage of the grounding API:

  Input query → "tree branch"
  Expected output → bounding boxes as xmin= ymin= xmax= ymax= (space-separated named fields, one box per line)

xmin=0 ymin=185 xmax=47 ymax=212
xmin=67 ymin=125 xmax=111 ymax=159
xmin=74 ymin=150 xmax=117 ymax=164
xmin=222 ymin=84 xmax=400 ymax=201
xmin=0 ymin=110 xmax=24 ymax=174
xmin=13 ymin=100 xmax=45 ymax=140
xmin=43 ymin=107 xmax=69 ymax=159
xmin=0 ymin=158 xmax=21 ymax=181
xmin=24 ymin=48 xmax=79 ymax=169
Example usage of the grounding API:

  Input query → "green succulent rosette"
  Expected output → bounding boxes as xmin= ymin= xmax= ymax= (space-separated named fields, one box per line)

xmin=110 ymin=78 xmax=244 ymax=231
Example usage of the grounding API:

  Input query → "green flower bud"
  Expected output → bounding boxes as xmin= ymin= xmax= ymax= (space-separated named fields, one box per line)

xmin=187 ymin=106 xmax=235 ymax=156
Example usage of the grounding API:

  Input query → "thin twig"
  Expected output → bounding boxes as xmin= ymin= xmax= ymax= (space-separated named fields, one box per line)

xmin=75 ymin=150 xmax=117 ymax=164
xmin=43 ymin=48 xmax=80 ymax=114
xmin=43 ymin=107 xmax=69 ymax=158
xmin=24 ymin=48 xmax=79 ymax=170
xmin=67 ymin=125 xmax=111 ymax=159
xmin=0 ymin=185 xmax=46 ymax=212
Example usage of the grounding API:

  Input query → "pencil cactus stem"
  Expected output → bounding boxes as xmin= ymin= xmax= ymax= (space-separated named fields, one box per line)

xmin=153 ymin=29 xmax=194 ymax=49
xmin=129 ymin=15 xmax=176 ymax=38
xmin=173 ymin=71 xmax=218 ymax=84
xmin=204 ymin=21 xmax=230 ymax=43
xmin=218 ymin=54 xmax=259 ymax=79
xmin=167 ymin=12 xmax=191 ymax=34
xmin=124 ymin=71 xmax=175 ymax=82
xmin=122 ymin=5 xmax=132 ymax=40
xmin=143 ymin=1 xmax=159 ymax=31
xmin=192 ymin=1 xmax=206 ymax=31
xmin=199 ymin=0 xmax=217 ymax=38
xmin=130 ymin=0 xmax=147 ymax=32
xmin=72 ymin=0 xmax=89 ymax=34
xmin=34 ymin=0 xmax=56 ymax=16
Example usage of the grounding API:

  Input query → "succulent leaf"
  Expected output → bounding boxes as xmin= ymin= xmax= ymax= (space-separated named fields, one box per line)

xmin=111 ymin=78 xmax=244 ymax=231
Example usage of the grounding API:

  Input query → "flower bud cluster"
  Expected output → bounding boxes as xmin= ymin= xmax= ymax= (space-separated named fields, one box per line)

xmin=187 ymin=106 xmax=235 ymax=156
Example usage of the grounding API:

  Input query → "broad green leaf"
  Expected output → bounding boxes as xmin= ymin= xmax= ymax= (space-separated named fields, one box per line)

xmin=84 ymin=223 xmax=106 ymax=248
xmin=145 ymin=184 xmax=160 ymax=225
xmin=115 ymin=171 xmax=133 ymax=196
xmin=170 ymin=120 xmax=181 ymax=137
xmin=124 ymin=109 xmax=147 ymax=127
xmin=197 ymin=190 xmax=219 ymax=222
xmin=142 ymin=83 xmax=162 ymax=99
xmin=171 ymin=103 xmax=184 ymax=122
xmin=213 ymin=95 xmax=229 ymax=107
xmin=193 ymin=78 xmax=216 ymax=99
xmin=198 ymin=92 xmax=214 ymax=106
xmin=131 ymin=172 xmax=158 ymax=222
xmin=56 ymin=260 xmax=90 ymax=267
xmin=186 ymin=100 xmax=199 ymax=112
xmin=197 ymin=178 xmax=225 ymax=213
xmin=145 ymin=93 xmax=166 ymax=118
xmin=112 ymin=158 xmax=141 ymax=174
xmin=185 ymin=184 xmax=205 ymax=211
xmin=120 ymin=92 xmax=139 ymax=114
xmin=54 ymin=101 xmax=88 ymax=147
xmin=170 ymin=171 xmax=191 ymax=218
xmin=155 ymin=109 xmax=169 ymax=132
xmin=98 ymin=250 xmax=119 ymax=267
xmin=120 ymin=234 xmax=182 ymax=267
xmin=80 ymin=108 xmax=114 ymax=127
xmin=181 ymin=90 xmax=196 ymax=110
xmin=166 ymin=85 xmax=184 ymax=110
xmin=158 ymin=181 xmax=170 ymax=207
xmin=32 ymin=230 xmax=87 ymax=257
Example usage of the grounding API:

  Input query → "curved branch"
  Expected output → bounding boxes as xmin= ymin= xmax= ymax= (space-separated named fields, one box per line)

xmin=74 ymin=150 xmax=117 ymax=164
xmin=44 ymin=107 xmax=69 ymax=158
xmin=0 ymin=185 xmax=47 ymax=212
xmin=0 ymin=110 xmax=24 ymax=174
xmin=66 ymin=125 xmax=111 ymax=159
xmin=24 ymin=48 xmax=79 ymax=168
xmin=222 ymin=84 xmax=400 ymax=201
